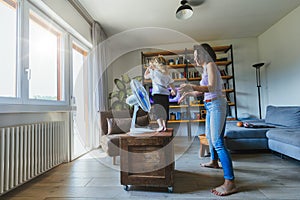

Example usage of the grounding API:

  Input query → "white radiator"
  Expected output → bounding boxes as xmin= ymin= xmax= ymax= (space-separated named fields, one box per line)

xmin=0 ymin=121 xmax=67 ymax=195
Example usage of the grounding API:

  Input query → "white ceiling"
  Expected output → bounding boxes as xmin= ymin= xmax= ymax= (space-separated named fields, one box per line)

xmin=78 ymin=0 xmax=300 ymax=42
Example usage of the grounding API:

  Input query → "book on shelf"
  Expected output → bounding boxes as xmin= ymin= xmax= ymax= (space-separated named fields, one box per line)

xmin=220 ymin=69 xmax=227 ymax=76
xmin=188 ymin=71 xmax=200 ymax=78
xmin=169 ymin=111 xmax=188 ymax=120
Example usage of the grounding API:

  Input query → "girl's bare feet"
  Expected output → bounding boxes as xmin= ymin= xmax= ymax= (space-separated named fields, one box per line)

xmin=200 ymin=160 xmax=221 ymax=169
xmin=211 ymin=180 xmax=237 ymax=196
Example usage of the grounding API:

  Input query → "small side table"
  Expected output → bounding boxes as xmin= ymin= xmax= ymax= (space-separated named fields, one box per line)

xmin=198 ymin=134 xmax=209 ymax=157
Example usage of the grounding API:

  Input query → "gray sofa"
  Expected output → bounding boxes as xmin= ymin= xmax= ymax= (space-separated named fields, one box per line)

xmin=225 ymin=105 xmax=300 ymax=161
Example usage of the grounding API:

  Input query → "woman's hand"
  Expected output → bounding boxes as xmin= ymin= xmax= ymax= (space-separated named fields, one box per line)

xmin=178 ymin=83 xmax=194 ymax=94
xmin=177 ymin=91 xmax=202 ymax=104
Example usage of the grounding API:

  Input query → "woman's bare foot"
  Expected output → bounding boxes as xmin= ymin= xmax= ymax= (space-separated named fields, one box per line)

xmin=211 ymin=180 xmax=237 ymax=196
xmin=200 ymin=160 xmax=221 ymax=169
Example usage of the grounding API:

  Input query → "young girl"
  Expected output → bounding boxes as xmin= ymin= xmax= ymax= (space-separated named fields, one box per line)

xmin=144 ymin=56 xmax=176 ymax=132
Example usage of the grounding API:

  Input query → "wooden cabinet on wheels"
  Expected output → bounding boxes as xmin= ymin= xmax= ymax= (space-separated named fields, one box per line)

xmin=120 ymin=129 xmax=175 ymax=192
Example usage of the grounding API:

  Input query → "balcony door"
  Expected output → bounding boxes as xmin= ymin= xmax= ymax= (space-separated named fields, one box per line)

xmin=71 ymin=40 xmax=90 ymax=160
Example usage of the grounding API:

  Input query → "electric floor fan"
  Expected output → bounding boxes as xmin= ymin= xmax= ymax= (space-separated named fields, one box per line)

xmin=126 ymin=80 xmax=155 ymax=134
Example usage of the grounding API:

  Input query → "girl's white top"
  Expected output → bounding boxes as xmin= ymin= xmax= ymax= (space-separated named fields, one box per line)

xmin=146 ymin=69 xmax=174 ymax=95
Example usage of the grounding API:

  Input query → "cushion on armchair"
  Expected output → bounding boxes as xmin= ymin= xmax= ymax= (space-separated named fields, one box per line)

xmin=265 ymin=105 xmax=300 ymax=127
xmin=100 ymin=108 xmax=149 ymax=136
xmin=100 ymin=109 xmax=150 ymax=158
xmin=107 ymin=118 xmax=132 ymax=134
xmin=136 ymin=115 xmax=150 ymax=126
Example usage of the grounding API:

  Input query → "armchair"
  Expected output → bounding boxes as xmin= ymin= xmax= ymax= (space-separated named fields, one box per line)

xmin=100 ymin=108 xmax=150 ymax=164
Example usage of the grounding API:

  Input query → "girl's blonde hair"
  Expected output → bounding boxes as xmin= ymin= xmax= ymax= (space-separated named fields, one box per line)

xmin=154 ymin=55 xmax=168 ymax=74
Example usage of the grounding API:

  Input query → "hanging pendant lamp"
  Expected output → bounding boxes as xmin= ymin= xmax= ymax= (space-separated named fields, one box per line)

xmin=176 ymin=0 xmax=193 ymax=20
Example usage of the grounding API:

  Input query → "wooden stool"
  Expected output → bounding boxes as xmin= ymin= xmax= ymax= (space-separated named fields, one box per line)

xmin=198 ymin=134 xmax=209 ymax=157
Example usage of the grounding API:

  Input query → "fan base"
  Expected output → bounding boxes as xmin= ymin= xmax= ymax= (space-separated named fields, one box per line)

xmin=129 ymin=127 xmax=155 ymax=135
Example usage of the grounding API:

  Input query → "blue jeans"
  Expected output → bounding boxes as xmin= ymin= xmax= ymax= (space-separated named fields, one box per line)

xmin=204 ymin=97 xmax=234 ymax=180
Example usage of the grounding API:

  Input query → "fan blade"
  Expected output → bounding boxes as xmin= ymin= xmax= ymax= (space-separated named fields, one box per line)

xmin=187 ymin=0 xmax=205 ymax=7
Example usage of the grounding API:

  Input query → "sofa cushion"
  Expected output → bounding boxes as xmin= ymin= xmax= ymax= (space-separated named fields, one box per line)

xmin=265 ymin=106 xmax=300 ymax=128
xmin=107 ymin=118 xmax=131 ymax=134
xmin=136 ymin=115 xmax=150 ymax=126
xmin=266 ymin=129 xmax=300 ymax=147
xmin=100 ymin=109 xmax=149 ymax=136
xmin=225 ymin=120 xmax=270 ymax=139
xmin=100 ymin=110 xmax=131 ymax=136
xmin=225 ymin=126 xmax=269 ymax=139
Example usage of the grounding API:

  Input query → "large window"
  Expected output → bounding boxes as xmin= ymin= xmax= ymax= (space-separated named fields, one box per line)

xmin=29 ymin=10 xmax=64 ymax=101
xmin=0 ymin=0 xmax=17 ymax=98
xmin=0 ymin=0 xmax=68 ymax=105
xmin=0 ymin=0 xmax=91 ymax=108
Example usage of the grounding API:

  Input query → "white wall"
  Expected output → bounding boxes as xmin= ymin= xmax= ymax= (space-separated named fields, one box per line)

xmin=258 ymin=5 xmax=300 ymax=115
xmin=108 ymin=50 xmax=143 ymax=93
xmin=208 ymin=38 xmax=260 ymax=118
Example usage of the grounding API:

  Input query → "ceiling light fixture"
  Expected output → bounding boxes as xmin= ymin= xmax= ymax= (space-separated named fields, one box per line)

xmin=176 ymin=0 xmax=193 ymax=20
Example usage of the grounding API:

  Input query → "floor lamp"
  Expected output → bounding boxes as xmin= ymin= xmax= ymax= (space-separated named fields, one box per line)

xmin=252 ymin=62 xmax=265 ymax=119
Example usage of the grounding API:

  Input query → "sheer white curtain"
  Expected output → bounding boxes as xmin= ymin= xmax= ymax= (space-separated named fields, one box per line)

xmin=89 ymin=21 xmax=108 ymax=148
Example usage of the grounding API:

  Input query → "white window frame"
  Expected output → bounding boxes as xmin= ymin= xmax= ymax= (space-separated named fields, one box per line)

xmin=23 ymin=1 xmax=68 ymax=106
xmin=0 ymin=0 xmax=92 ymax=113
xmin=70 ymin=36 xmax=91 ymax=159
xmin=70 ymin=36 xmax=90 ymax=104
xmin=0 ymin=0 xmax=21 ymax=104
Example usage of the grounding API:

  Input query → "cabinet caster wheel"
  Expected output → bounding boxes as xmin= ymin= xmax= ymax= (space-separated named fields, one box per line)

xmin=168 ymin=186 xmax=173 ymax=193
xmin=123 ymin=185 xmax=129 ymax=191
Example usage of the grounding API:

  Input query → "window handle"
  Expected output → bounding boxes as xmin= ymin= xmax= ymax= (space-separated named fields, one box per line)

xmin=71 ymin=95 xmax=76 ymax=104
xmin=25 ymin=68 xmax=31 ymax=80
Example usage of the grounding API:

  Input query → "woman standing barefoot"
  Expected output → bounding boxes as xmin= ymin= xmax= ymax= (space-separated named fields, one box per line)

xmin=178 ymin=43 xmax=237 ymax=196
